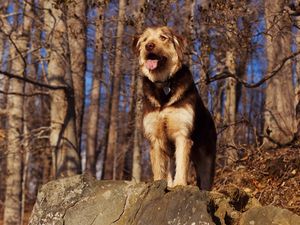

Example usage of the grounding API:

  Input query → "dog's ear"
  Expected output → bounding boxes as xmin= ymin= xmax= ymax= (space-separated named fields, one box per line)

xmin=132 ymin=34 xmax=141 ymax=56
xmin=172 ymin=33 xmax=187 ymax=60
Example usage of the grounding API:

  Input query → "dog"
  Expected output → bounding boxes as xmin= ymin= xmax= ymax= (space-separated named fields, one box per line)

xmin=133 ymin=26 xmax=217 ymax=190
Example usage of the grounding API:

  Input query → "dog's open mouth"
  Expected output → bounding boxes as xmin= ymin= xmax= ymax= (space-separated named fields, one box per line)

xmin=145 ymin=53 xmax=166 ymax=70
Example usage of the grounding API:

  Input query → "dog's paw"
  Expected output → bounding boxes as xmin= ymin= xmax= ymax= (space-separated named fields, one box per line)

xmin=166 ymin=184 xmax=187 ymax=191
xmin=172 ymin=179 xmax=187 ymax=187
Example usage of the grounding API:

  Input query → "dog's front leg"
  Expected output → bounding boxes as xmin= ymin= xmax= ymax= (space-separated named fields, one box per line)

xmin=167 ymin=158 xmax=175 ymax=187
xmin=173 ymin=136 xmax=193 ymax=186
xmin=150 ymin=139 xmax=168 ymax=181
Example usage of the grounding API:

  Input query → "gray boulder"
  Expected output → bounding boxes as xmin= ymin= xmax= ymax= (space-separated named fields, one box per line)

xmin=29 ymin=175 xmax=300 ymax=225
xmin=240 ymin=205 xmax=300 ymax=225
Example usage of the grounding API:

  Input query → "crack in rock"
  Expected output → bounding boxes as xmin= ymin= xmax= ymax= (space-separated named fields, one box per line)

xmin=110 ymin=195 xmax=129 ymax=224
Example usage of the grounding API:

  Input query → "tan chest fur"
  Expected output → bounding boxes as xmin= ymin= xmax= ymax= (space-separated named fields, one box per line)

xmin=143 ymin=104 xmax=194 ymax=143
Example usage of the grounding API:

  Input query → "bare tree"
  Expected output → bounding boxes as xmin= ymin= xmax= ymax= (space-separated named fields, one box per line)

xmin=131 ymin=0 xmax=146 ymax=182
xmin=3 ymin=1 xmax=32 ymax=224
xmin=21 ymin=1 xmax=37 ymax=223
xmin=223 ymin=21 xmax=238 ymax=164
xmin=122 ymin=59 xmax=137 ymax=179
xmin=0 ymin=1 xmax=9 ymax=67
xmin=263 ymin=0 xmax=296 ymax=147
xmin=66 ymin=0 xmax=87 ymax=150
xmin=0 ymin=1 xmax=11 ymax=115
xmin=293 ymin=7 xmax=300 ymax=139
xmin=44 ymin=1 xmax=80 ymax=177
xmin=184 ymin=0 xmax=195 ymax=67
xmin=86 ymin=2 xmax=106 ymax=177
xmin=104 ymin=0 xmax=126 ymax=180
xmin=198 ymin=1 xmax=210 ymax=106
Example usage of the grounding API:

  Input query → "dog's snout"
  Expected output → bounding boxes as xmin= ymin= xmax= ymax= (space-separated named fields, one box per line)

xmin=146 ymin=42 xmax=155 ymax=51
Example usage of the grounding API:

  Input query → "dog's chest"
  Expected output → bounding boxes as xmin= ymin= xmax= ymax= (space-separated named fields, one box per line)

xmin=143 ymin=105 xmax=194 ymax=141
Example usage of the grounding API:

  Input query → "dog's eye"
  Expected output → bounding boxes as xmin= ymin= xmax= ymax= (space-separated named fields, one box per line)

xmin=159 ymin=35 xmax=167 ymax=41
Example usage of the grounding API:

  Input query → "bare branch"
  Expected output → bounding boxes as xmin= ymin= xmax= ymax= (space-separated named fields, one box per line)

xmin=216 ymin=119 xmax=249 ymax=135
xmin=0 ymin=89 xmax=49 ymax=97
xmin=202 ymin=50 xmax=300 ymax=88
xmin=0 ymin=70 xmax=67 ymax=90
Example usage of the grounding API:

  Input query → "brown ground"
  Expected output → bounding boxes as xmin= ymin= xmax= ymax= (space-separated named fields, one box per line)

xmin=214 ymin=146 xmax=300 ymax=215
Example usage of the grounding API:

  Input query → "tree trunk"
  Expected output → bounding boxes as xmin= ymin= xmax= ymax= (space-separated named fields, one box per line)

xmin=66 ymin=0 xmax=87 ymax=151
xmin=86 ymin=3 xmax=105 ymax=177
xmin=214 ymin=81 xmax=225 ymax=130
xmin=198 ymin=0 xmax=210 ymax=107
xmin=132 ymin=71 xmax=143 ymax=182
xmin=223 ymin=21 xmax=238 ymax=164
xmin=0 ymin=0 xmax=10 ymax=57
xmin=99 ymin=32 xmax=115 ymax=179
xmin=3 ymin=1 xmax=32 ymax=224
xmin=130 ymin=0 xmax=146 ymax=182
xmin=224 ymin=64 xmax=238 ymax=164
xmin=295 ymin=15 xmax=300 ymax=140
xmin=104 ymin=0 xmax=126 ymax=180
xmin=21 ymin=1 xmax=36 ymax=223
xmin=44 ymin=1 xmax=80 ymax=177
xmin=123 ymin=63 xmax=137 ymax=180
xmin=184 ymin=0 xmax=195 ymax=67
xmin=116 ymin=91 xmax=129 ymax=179
xmin=263 ymin=0 xmax=296 ymax=148
xmin=0 ymin=1 xmax=10 ymax=120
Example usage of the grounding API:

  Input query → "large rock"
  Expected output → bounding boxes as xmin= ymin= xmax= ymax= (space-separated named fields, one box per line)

xmin=240 ymin=205 xmax=300 ymax=225
xmin=29 ymin=175 xmax=300 ymax=225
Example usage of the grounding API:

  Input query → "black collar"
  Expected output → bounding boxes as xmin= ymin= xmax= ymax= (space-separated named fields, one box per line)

xmin=154 ymin=79 xmax=171 ymax=95
xmin=147 ymin=65 xmax=186 ymax=95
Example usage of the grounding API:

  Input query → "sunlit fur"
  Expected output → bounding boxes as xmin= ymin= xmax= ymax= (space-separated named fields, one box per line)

xmin=143 ymin=106 xmax=194 ymax=186
xmin=134 ymin=26 xmax=217 ymax=190
xmin=134 ymin=26 xmax=185 ymax=82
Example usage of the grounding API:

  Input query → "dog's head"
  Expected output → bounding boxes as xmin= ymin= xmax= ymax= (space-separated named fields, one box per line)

xmin=133 ymin=26 xmax=186 ymax=82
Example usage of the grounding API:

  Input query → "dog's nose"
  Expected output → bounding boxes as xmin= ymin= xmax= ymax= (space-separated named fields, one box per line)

xmin=145 ymin=42 xmax=155 ymax=51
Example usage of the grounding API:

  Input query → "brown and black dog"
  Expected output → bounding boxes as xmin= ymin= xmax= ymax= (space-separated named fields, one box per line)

xmin=133 ymin=26 xmax=217 ymax=190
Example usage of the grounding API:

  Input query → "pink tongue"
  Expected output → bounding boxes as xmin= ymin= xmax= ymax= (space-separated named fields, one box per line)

xmin=145 ymin=59 xmax=158 ymax=70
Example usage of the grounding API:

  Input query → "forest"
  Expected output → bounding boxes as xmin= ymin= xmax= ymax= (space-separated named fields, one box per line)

xmin=0 ymin=0 xmax=300 ymax=224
